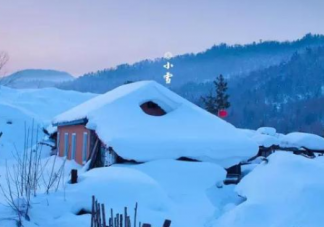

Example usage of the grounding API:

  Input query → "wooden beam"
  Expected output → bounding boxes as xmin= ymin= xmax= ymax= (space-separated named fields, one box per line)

xmin=88 ymin=139 xmax=99 ymax=170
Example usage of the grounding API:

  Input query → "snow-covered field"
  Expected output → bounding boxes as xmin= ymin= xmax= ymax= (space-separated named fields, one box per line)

xmin=1 ymin=86 xmax=324 ymax=227
xmin=2 ymin=152 xmax=324 ymax=227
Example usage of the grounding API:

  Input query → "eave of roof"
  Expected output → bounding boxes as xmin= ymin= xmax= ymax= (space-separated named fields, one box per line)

xmin=53 ymin=118 xmax=88 ymax=127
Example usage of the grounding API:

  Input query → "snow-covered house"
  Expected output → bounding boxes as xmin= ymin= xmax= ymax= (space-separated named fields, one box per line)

xmin=52 ymin=81 xmax=258 ymax=168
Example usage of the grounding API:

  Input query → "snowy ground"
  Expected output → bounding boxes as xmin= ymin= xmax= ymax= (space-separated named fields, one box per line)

xmin=2 ymin=152 xmax=324 ymax=227
xmin=0 ymin=157 xmax=228 ymax=227
xmin=0 ymin=157 xmax=235 ymax=227
xmin=1 ymin=86 xmax=324 ymax=227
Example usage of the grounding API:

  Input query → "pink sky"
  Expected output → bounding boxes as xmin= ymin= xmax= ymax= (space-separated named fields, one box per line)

xmin=0 ymin=0 xmax=323 ymax=76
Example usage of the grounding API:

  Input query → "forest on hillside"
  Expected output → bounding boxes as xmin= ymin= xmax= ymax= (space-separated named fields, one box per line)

xmin=58 ymin=34 xmax=324 ymax=92
xmin=188 ymin=47 xmax=324 ymax=135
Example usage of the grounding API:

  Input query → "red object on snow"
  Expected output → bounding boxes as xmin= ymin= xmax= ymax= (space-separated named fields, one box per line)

xmin=218 ymin=109 xmax=228 ymax=118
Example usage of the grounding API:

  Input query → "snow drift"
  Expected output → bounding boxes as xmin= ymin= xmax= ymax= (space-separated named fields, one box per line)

xmin=214 ymin=152 xmax=324 ymax=227
xmin=0 ymin=86 xmax=96 ymax=160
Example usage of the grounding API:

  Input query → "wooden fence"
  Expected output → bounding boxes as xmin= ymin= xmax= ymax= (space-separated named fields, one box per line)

xmin=91 ymin=196 xmax=171 ymax=227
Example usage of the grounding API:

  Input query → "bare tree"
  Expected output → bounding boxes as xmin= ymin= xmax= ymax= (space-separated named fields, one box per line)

xmin=0 ymin=123 xmax=44 ymax=226
xmin=0 ymin=51 xmax=9 ymax=73
xmin=0 ymin=122 xmax=69 ymax=227
xmin=0 ymin=51 xmax=7 ymax=136
xmin=0 ymin=51 xmax=10 ymax=86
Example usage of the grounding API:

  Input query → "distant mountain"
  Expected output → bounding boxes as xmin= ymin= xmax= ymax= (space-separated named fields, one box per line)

xmin=55 ymin=34 xmax=324 ymax=134
xmin=57 ymin=34 xmax=324 ymax=93
xmin=227 ymin=46 xmax=324 ymax=135
xmin=185 ymin=46 xmax=324 ymax=135
xmin=2 ymin=69 xmax=74 ymax=89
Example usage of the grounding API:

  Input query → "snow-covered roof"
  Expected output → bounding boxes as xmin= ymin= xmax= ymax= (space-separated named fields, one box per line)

xmin=53 ymin=81 xmax=258 ymax=167
xmin=240 ymin=127 xmax=324 ymax=151
xmin=239 ymin=128 xmax=281 ymax=148
xmin=281 ymin=132 xmax=324 ymax=150
xmin=251 ymin=134 xmax=280 ymax=148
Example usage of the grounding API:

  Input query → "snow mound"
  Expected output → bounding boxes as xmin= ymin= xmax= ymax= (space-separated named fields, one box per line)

xmin=54 ymin=81 xmax=258 ymax=167
xmin=0 ymin=86 xmax=96 ymax=160
xmin=251 ymin=134 xmax=280 ymax=148
xmin=71 ymin=167 xmax=171 ymax=214
xmin=239 ymin=128 xmax=281 ymax=148
xmin=256 ymin=127 xmax=276 ymax=136
xmin=214 ymin=152 xmax=324 ymax=227
xmin=281 ymin=132 xmax=324 ymax=150
xmin=130 ymin=160 xmax=226 ymax=227
xmin=26 ymin=165 xmax=173 ymax=227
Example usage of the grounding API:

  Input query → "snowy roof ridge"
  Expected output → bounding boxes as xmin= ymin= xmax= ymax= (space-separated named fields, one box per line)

xmin=53 ymin=80 xmax=158 ymax=124
xmin=53 ymin=80 xmax=217 ymax=125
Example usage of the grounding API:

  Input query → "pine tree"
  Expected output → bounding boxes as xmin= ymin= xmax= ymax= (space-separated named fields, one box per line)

xmin=201 ymin=91 xmax=217 ymax=114
xmin=215 ymin=74 xmax=230 ymax=111
xmin=201 ymin=74 xmax=230 ymax=115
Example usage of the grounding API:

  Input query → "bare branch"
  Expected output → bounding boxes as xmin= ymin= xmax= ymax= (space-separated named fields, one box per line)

xmin=0 ymin=51 xmax=9 ymax=73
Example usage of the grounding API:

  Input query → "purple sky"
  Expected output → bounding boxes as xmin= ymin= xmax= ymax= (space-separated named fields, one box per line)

xmin=0 ymin=0 xmax=323 ymax=76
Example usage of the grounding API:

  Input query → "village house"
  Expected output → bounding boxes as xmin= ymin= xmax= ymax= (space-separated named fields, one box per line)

xmin=52 ymin=81 xmax=258 ymax=169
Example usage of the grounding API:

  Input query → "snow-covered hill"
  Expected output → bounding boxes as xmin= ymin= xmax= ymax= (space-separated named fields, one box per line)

xmin=1 ymin=69 xmax=74 ymax=89
xmin=0 ymin=86 xmax=96 ymax=160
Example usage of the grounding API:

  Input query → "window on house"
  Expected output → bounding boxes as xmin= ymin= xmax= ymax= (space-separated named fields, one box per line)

xmin=64 ymin=133 xmax=69 ymax=157
xmin=71 ymin=133 xmax=76 ymax=160
xmin=82 ymin=132 xmax=88 ymax=164
xmin=140 ymin=101 xmax=166 ymax=116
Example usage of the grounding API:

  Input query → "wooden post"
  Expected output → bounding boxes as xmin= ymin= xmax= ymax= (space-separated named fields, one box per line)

xmin=89 ymin=139 xmax=99 ymax=169
xmin=91 ymin=196 xmax=95 ymax=227
xmin=124 ymin=207 xmax=127 ymax=227
xmin=94 ymin=200 xmax=98 ymax=227
xmin=102 ymin=204 xmax=106 ymax=227
xmin=97 ymin=203 xmax=101 ymax=227
xmin=71 ymin=169 xmax=78 ymax=184
xmin=127 ymin=216 xmax=131 ymax=227
xmin=163 ymin=219 xmax=171 ymax=227
xmin=134 ymin=203 xmax=138 ymax=227
xmin=111 ymin=208 xmax=114 ymax=227
xmin=95 ymin=200 xmax=98 ymax=227
xmin=120 ymin=214 xmax=123 ymax=227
